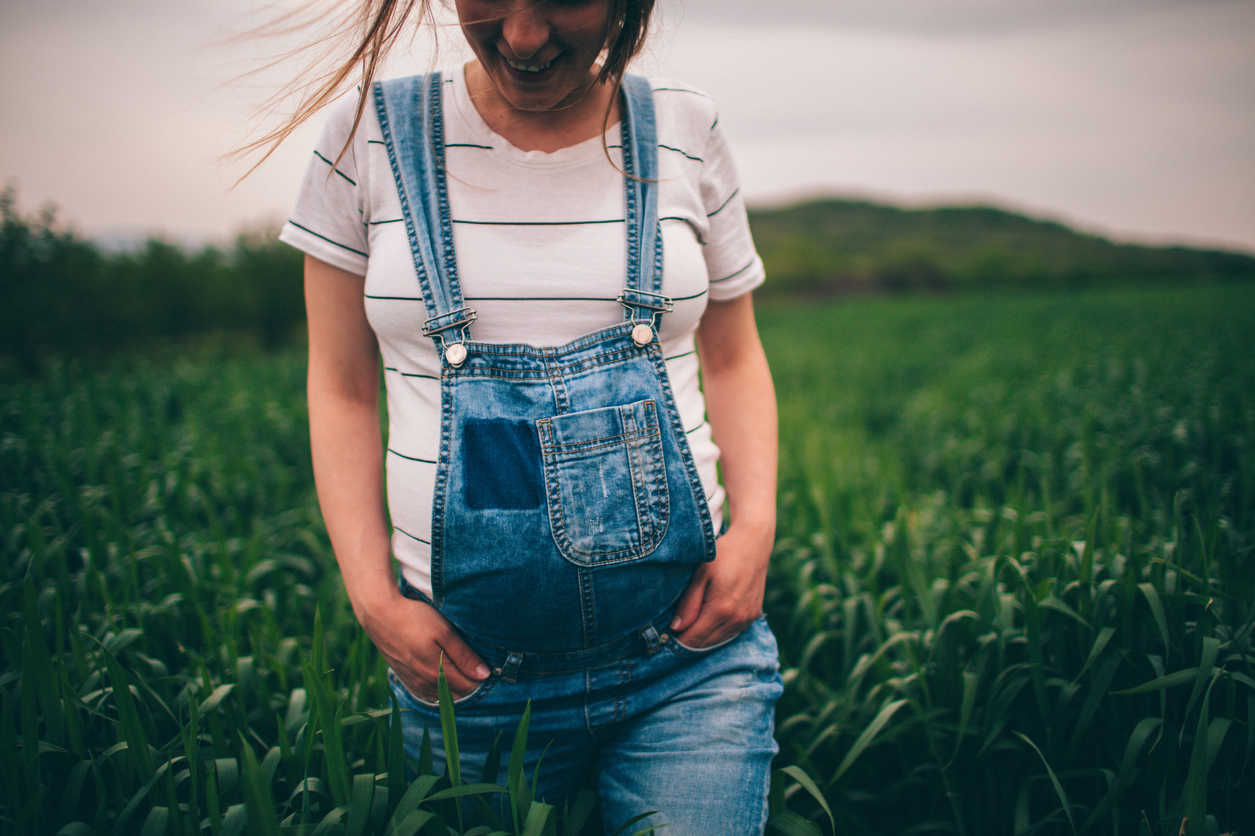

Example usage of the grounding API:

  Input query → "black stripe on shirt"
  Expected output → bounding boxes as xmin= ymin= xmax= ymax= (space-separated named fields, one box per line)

xmin=313 ymin=150 xmax=357 ymax=186
xmin=465 ymin=295 xmax=618 ymax=303
xmin=394 ymin=526 xmax=431 ymax=545
xmin=388 ymin=448 xmax=437 ymax=463
xmin=288 ymin=221 xmax=368 ymax=257
xmin=659 ymin=144 xmax=702 ymax=163
xmin=453 ymin=218 xmax=624 ymax=227
xmin=471 ymin=288 xmax=707 ymax=305
xmin=707 ymin=189 xmax=739 ymax=218
xmin=651 ymin=87 xmax=713 ymax=99
xmin=711 ymin=260 xmax=755 ymax=284
xmin=369 ymin=218 xmax=404 ymax=226
xmin=666 ymin=350 xmax=695 ymax=362
xmin=382 ymin=365 xmax=439 ymax=381
xmin=447 ymin=142 xmax=494 ymax=150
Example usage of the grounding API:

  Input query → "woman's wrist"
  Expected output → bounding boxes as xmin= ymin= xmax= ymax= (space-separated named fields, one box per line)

xmin=340 ymin=556 xmax=402 ymax=625
xmin=725 ymin=503 xmax=776 ymax=540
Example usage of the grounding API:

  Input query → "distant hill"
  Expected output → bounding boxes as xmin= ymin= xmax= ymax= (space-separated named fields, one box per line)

xmin=746 ymin=199 xmax=1255 ymax=295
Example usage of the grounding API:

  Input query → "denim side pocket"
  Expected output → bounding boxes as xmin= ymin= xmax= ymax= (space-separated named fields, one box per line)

xmin=387 ymin=668 xmax=495 ymax=711
xmin=537 ymin=399 xmax=670 ymax=565
xmin=664 ymin=631 xmax=740 ymax=658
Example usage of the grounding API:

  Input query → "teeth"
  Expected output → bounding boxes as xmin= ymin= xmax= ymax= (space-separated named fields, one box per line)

xmin=505 ymin=56 xmax=552 ymax=73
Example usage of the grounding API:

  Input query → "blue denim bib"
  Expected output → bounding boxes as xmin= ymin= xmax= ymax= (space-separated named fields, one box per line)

xmin=373 ymin=73 xmax=717 ymax=660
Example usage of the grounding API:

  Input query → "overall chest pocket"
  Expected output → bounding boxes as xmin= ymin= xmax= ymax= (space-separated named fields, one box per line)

xmin=537 ymin=399 xmax=670 ymax=566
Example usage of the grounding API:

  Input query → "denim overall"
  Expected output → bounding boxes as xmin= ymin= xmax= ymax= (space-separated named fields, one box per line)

xmin=373 ymin=73 xmax=718 ymax=663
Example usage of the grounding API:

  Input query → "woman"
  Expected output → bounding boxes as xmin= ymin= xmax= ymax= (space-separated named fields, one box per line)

xmin=277 ymin=0 xmax=782 ymax=831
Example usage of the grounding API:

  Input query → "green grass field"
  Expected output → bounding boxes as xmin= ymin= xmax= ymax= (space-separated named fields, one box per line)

xmin=3 ymin=284 xmax=1253 ymax=835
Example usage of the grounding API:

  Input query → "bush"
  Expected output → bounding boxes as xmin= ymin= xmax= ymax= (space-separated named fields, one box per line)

xmin=0 ymin=188 xmax=304 ymax=375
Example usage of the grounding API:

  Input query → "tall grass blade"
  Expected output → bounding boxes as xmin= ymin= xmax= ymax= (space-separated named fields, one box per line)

xmin=1136 ymin=583 xmax=1170 ymax=653
xmin=562 ymin=788 xmax=598 ymax=836
xmin=347 ymin=772 xmax=375 ymax=836
xmin=952 ymin=670 xmax=980 ymax=762
xmin=1112 ymin=668 xmax=1196 ymax=696
xmin=435 ymin=661 xmax=464 ymax=831
xmin=507 ymin=701 xmax=533 ymax=831
xmin=768 ymin=810 xmax=824 ymax=836
xmin=240 ymin=735 xmax=281 ymax=836
xmin=778 ymin=764 xmax=834 ymax=834
xmin=1073 ymin=626 xmax=1116 ymax=683
xmin=1182 ymin=638 xmax=1220 ymax=740
xmin=1079 ymin=717 xmax=1161 ymax=832
xmin=521 ymin=799 xmax=556 ymax=836
xmin=1181 ymin=675 xmax=1215 ymax=836
xmin=23 ymin=575 xmax=65 ymax=748
xmin=104 ymin=761 xmax=171 ymax=836
xmin=606 ymin=810 xmax=658 ymax=836
xmin=1013 ymin=731 xmax=1075 ymax=834
xmin=101 ymin=647 xmax=154 ymax=782
xmin=389 ymin=774 xmax=440 ymax=827
xmin=829 ymin=699 xmax=907 ymax=785
xmin=388 ymin=690 xmax=406 ymax=815
xmin=436 ymin=663 xmax=460 ymax=789
xmin=1204 ymin=717 xmax=1231 ymax=774
xmin=389 ymin=808 xmax=436 ymax=836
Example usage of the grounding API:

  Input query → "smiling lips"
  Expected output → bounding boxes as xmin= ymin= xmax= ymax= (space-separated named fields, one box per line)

xmin=504 ymin=55 xmax=555 ymax=73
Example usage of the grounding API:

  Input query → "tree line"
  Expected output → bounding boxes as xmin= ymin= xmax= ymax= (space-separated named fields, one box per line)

xmin=6 ymin=189 xmax=1254 ymax=374
xmin=1 ymin=189 xmax=305 ymax=375
xmin=748 ymin=198 xmax=1255 ymax=295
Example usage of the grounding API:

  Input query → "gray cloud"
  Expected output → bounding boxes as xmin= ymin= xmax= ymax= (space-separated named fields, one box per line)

xmin=666 ymin=0 xmax=1248 ymax=34
xmin=2 ymin=0 xmax=1251 ymax=250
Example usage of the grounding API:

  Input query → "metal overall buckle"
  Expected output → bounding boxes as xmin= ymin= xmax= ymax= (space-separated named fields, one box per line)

xmin=422 ymin=307 xmax=478 ymax=366
xmin=617 ymin=289 xmax=673 ymax=347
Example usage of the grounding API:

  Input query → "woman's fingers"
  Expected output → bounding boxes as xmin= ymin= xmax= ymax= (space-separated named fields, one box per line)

xmin=670 ymin=566 xmax=710 ymax=635
xmin=670 ymin=565 xmax=745 ymax=649
xmin=676 ymin=598 xmax=746 ymax=649
xmin=433 ymin=621 xmax=492 ymax=686
xmin=368 ymin=594 xmax=489 ymax=700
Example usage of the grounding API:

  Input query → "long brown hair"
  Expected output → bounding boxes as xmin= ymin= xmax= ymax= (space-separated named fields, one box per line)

xmin=232 ymin=0 xmax=656 ymax=175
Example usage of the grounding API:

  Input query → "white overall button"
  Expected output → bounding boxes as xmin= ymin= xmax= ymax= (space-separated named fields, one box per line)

xmin=445 ymin=343 xmax=468 ymax=366
xmin=631 ymin=323 xmax=653 ymax=346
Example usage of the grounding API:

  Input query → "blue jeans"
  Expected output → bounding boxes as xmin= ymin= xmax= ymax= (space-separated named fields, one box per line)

xmin=388 ymin=616 xmax=783 ymax=836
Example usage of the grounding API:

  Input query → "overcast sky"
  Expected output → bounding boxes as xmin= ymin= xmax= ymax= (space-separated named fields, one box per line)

xmin=2 ymin=0 xmax=1253 ymax=252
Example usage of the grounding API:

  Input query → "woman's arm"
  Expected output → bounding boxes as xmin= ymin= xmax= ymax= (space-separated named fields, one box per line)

xmin=670 ymin=291 xmax=778 ymax=647
xmin=305 ymin=254 xmax=488 ymax=699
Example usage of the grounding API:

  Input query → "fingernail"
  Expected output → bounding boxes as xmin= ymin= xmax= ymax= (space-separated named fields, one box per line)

xmin=475 ymin=664 xmax=490 ymax=679
xmin=669 ymin=617 xmax=682 ymax=630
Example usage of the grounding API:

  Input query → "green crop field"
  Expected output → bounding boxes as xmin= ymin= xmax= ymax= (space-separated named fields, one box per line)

xmin=3 ymin=284 xmax=1253 ymax=836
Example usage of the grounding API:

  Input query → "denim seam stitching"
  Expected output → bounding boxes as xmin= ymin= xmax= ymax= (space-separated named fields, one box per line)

xmin=537 ymin=428 xmax=660 ymax=453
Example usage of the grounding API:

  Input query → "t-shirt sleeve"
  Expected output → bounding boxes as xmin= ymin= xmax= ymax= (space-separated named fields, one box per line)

xmin=700 ymin=113 xmax=765 ymax=300
xmin=278 ymin=96 xmax=371 ymax=276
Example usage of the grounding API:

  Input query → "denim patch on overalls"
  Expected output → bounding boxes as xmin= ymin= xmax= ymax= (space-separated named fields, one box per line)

xmin=373 ymin=73 xmax=717 ymax=663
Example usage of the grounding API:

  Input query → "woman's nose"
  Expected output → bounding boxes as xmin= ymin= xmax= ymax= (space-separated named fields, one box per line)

xmin=500 ymin=4 xmax=549 ymax=59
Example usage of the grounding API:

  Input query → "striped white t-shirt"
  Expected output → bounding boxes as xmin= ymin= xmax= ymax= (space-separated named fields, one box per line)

xmin=280 ymin=66 xmax=765 ymax=597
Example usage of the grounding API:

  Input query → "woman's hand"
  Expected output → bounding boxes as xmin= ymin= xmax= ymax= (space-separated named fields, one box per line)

xmin=670 ymin=519 xmax=772 ymax=648
xmin=672 ymin=291 xmax=778 ymax=649
xmin=356 ymin=585 xmax=490 ymax=702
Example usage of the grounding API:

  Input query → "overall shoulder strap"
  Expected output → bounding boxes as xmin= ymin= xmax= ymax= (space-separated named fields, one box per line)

xmin=618 ymin=74 xmax=669 ymax=324
xmin=374 ymin=73 xmax=476 ymax=356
